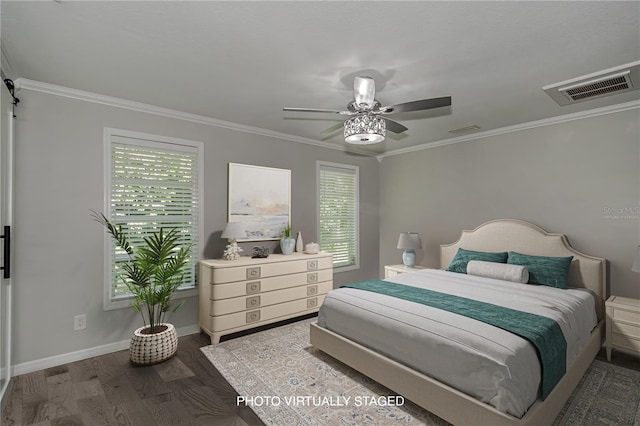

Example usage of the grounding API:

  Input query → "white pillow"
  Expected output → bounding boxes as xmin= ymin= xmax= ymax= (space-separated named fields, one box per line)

xmin=466 ymin=260 xmax=529 ymax=284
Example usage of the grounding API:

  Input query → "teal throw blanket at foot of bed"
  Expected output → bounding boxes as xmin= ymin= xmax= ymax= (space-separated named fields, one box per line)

xmin=341 ymin=279 xmax=566 ymax=399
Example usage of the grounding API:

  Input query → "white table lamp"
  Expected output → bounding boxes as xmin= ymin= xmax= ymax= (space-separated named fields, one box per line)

xmin=397 ymin=232 xmax=422 ymax=268
xmin=221 ymin=222 xmax=246 ymax=260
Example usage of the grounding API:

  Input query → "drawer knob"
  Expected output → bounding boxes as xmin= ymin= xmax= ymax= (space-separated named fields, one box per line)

xmin=307 ymin=260 xmax=318 ymax=270
xmin=307 ymin=273 xmax=318 ymax=283
xmin=247 ymin=267 xmax=261 ymax=279
xmin=246 ymin=296 xmax=261 ymax=309
xmin=246 ymin=310 xmax=261 ymax=323
xmin=307 ymin=285 xmax=318 ymax=296
xmin=246 ymin=281 xmax=261 ymax=294
xmin=307 ymin=298 xmax=318 ymax=309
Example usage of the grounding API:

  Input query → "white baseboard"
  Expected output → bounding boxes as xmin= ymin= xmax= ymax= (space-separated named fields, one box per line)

xmin=12 ymin=324 xmax=201 ymax=376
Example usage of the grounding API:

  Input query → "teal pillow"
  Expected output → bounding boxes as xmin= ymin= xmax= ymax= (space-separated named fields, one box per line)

xmin=446 ymin=248 xmax=508 ymax=274
xmin=507 ymin=251 xmax=573 ymax=289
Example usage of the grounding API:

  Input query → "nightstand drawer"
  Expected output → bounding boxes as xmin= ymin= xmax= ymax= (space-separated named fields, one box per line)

xmin=612 ymin=321 xmax=640 ymax=339
xmin=612 ymin=333 xmax=640 ymax=353
xmin=386 ymin=270 xmax=400 ymax=278
xmin=612 ymin=307 xmax=640 ymax=324
xmin=384 ymin=264 xmax=427 ymax=279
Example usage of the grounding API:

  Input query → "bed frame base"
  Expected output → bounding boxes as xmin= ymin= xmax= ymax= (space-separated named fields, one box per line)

xmin=310 ymin=320 xmax=604 ymax=426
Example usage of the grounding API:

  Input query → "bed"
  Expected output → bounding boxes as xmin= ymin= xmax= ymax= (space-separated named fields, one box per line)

xmin=310 ymin=219 xmax=606 ymax=425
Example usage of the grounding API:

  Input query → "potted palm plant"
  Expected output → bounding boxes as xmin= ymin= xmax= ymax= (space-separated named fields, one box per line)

xmin=92 ymin=211 xmax=192 ymax=365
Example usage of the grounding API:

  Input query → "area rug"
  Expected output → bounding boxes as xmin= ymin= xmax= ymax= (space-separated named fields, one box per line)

xmin=201 ymin=318 xmax=640 ymax=425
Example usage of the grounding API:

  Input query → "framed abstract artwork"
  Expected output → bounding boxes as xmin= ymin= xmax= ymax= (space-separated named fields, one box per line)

xmin=227 ymin=163 xmax=291 ymax=241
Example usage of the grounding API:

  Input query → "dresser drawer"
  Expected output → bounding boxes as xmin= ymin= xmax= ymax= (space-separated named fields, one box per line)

xmin=210 ymin=256 xmax=333 ymax=284
xmin=611 ymin=321 xmax=640 ymax=339
xmin=208 ymin=295 xmax=326 ymax=332
xmin=206 ymin=269 xmax=333 ymax=300
xmin=209 ymin=281 xmax=333 ymax=316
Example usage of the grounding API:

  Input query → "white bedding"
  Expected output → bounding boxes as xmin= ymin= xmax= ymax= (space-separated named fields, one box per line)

xmin=316 ymin=269 xmax=597 ymax=418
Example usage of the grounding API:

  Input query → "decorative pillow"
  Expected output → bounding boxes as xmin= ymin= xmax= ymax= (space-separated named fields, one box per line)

xmin=446 ymin=248 xmax=508 ymax=274
xmin=467 ymin=260 xmax=529 ymax=283
xmin=507 ymin=251 xmax=573 ymax=289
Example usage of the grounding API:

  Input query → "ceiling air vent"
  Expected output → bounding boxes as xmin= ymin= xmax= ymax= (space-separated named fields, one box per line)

xmin=543 ymin=61 xmax=640 ymax=106
xmin=449 ymin=125 xmax=481 ymax=135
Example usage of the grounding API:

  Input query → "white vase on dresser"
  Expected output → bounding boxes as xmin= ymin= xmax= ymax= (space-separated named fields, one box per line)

xmin=296 ymin=232 xmax=304 ymax=252
xmin=199 ymin=252 xmax=333 ymax=344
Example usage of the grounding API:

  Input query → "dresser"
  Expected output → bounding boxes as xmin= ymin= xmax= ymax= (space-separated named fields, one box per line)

xmin=199 ymin=252 xmax=333 ymax=344
xmin=605 ymin=295 xmax=640 ymax=361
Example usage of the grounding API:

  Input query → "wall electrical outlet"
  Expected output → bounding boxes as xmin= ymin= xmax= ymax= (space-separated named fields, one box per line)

xmin=74 ymin=314 xmax=86 ymax=331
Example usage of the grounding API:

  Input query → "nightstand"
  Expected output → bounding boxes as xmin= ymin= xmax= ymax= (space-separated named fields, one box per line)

xmin=384 ymin=264 xmax=426 ymax=279
xmin=605 ymin=295 xmax=640 ymax=361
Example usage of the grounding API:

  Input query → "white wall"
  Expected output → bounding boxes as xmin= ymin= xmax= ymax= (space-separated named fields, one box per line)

xmin=380 ymin=108 xmax=640 ymax=299
xmin=12 ymin=87 xmax=380 ymax=367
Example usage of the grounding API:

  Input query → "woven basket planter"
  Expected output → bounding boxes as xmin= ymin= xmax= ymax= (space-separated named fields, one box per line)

xmin=129 ymin=323 xmax=178 ymax=365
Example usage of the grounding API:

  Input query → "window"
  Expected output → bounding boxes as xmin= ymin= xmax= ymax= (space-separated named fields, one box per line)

xmin=317 ymin=161 xmax=359 ymax=270
xmin=103 ymin=129 xmax=202 ymax=309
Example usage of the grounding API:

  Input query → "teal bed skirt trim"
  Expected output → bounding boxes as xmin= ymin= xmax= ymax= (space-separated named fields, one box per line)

xmin=341 ymin=279 xmax=566 ymax=399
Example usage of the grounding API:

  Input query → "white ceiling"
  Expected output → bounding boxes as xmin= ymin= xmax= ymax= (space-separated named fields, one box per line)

xmin=2 ymin=1 xmax=639 ymax=155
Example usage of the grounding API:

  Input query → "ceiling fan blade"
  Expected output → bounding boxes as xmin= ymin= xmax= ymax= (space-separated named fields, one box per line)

xmin=319 ymin=123 xmax=344 ymax=140
xmin=382 ymin=96 xmax=451 ymax=113
xmin=383 ymin=117 xmax=408 ymax=133
xmin=353 ymin=76 xmax=376 ymax=109
xmin=283 ymin=107 xmax=346 ymax=114
xmin=321 ymin=122 xmax=344 ymax=134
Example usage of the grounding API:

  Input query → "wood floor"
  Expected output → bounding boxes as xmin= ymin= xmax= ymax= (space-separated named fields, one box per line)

xmin=2 ymin=317 xmax=639 ymax=426
xmin=0 ymin=330 xmax=264 ymax=426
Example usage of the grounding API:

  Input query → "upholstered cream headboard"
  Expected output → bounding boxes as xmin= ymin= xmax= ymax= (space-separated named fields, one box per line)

xmin=440 ymin=219 xmax=607 ymax=321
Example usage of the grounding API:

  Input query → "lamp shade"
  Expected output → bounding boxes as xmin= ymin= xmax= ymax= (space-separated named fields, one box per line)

xmin=221 ymin=222 xmax=246 ymax=240
xmin=397 ymin=232 xmax=422 ymax=250
xmin=633 ymin=245 xmax=640 ymax=272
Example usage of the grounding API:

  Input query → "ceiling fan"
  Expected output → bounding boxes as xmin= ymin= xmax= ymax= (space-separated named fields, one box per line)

xmin=283 ymin=76 xmax=451 ymax=145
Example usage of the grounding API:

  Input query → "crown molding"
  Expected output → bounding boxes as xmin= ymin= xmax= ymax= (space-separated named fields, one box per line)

xmin=14 ymin=78 xmax=637 ymax=161
xmin=376 ymin=99 xmax=640 ymax=160
xmin=13 ymin=78 xmax=377 ymax=157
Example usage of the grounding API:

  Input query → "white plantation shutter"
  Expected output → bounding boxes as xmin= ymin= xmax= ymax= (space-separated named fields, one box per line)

xmin=317 ymin=162 xmax=359 ymax=270
xmin=105 ymin=130 xmax=201 ymax=306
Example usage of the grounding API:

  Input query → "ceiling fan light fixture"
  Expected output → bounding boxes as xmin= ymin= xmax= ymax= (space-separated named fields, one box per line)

xmin=284 ymin=76 xmax=452 ymax=144
xmin=344 ymin=113 xmax=386 ymax=145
